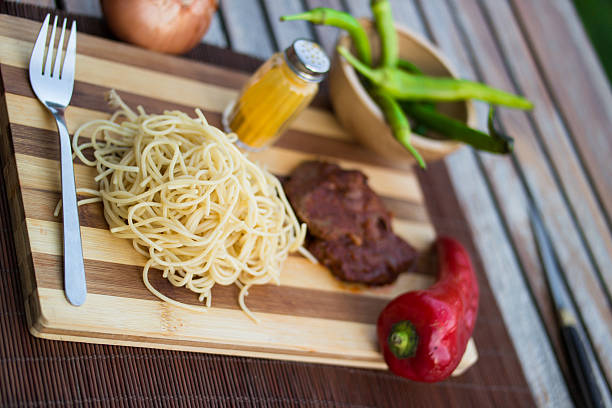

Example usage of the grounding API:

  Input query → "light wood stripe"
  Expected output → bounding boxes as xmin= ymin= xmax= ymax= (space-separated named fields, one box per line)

xmin=393 ymin=219 xmax=435 ymax=250
xmin=7 ymin=93 xmax=423 ymax=203
xmin=34 ymin=288 xmax=382 ymax=361
xmin=31 ymin=252 xmax=390 ymax=324
xmin=31 ymin=287 xmax=475 ymax=372
xmin=28 ymin=288 xmax=478 ymax=372
xmin=0 ymin=35 xmax=350 ymax=142
xmin=28 ymin=218 xmax=144 ymax=266
xmin=16 ymin=160 xmax=427 ymax=226
xmin=16 ymin=153 xmax=113 ymax=193
xmin=26 ymin=217 xmax=433 ymax=299
xmin=15 ymin=154 xmax=432 ymax=249
xmin=9 ymin=122 xmax=426 ymax=221
xmin=30 ymin=325 xmax=387 ymax=370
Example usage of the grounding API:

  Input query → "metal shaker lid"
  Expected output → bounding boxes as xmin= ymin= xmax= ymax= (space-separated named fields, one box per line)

xmin=284 ymin=39 xmax=330 ymax=83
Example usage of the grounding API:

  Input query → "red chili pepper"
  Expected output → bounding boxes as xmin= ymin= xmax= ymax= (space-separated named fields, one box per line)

xmin=377 ymin=236 xmax=479 ymax=382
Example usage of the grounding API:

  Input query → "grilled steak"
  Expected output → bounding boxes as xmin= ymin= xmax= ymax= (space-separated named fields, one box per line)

xmin=284 ymin=161 xmax=417 ymax=285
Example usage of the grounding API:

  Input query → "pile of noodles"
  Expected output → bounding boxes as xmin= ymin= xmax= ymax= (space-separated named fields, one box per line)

xmin=70 ymin=90 xmax=308 ymax=321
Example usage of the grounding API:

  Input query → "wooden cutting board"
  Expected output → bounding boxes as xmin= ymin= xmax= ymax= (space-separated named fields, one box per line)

xmin=0 ymin=15 xmax=475 ymax=370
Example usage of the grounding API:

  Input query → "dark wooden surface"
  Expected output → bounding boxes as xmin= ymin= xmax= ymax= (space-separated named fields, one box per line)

xmin=1 ymin=0 xmax=612 ymax=406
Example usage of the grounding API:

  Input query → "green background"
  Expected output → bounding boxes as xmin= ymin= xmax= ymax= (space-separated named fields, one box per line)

xmin=573 ymin=0 xmax=612 ymax=84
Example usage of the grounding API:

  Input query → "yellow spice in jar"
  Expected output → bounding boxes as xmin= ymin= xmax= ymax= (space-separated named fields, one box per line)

xmin=223 ymin=39 xmax=330 ymax=150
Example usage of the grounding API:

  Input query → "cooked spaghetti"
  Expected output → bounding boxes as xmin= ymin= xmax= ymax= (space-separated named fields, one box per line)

xmin=71 ymin=90 xmax=307 ymax=322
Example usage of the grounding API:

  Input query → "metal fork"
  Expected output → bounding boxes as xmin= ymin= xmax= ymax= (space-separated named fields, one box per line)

xmin=29 ymin=14 xmax=86 ymax=306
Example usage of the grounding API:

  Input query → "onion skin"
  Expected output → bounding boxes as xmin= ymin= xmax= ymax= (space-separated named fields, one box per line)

xmin=102 ymin=0 xmax=218 ymax=54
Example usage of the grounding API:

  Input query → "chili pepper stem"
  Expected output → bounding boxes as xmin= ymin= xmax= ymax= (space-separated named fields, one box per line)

xmin=388 ymin=321 xmax=419 ymax=359
xmin=280 ymin=11 xmax=318 ymax=22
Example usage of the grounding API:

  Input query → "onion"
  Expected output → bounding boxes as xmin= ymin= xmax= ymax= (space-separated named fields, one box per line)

xmin=101 ymin=0 xmax=218 ymax=54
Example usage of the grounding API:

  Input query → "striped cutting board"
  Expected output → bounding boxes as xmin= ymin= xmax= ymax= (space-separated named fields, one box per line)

xmin=0 ymin=15 xmax=475 ymax=369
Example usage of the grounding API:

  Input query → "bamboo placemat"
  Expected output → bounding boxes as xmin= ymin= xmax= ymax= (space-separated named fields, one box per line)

xmin=0 ymin=3 xmax=535 ymax=406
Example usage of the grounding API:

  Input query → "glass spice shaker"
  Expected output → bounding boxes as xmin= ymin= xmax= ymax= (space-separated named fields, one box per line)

xmin=222 ymin=39 xmax=330 ymax=151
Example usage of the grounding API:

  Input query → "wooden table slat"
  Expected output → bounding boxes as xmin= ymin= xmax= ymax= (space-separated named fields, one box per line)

xmin=11 ymin=0 xmax=54 ymax=7
xmin=260 ymin=0 xmax=314 ymax=52
xmin=343 ymin=0 xmax=371 ymax=18
xmin=511 ymin=0 xmax=612 ymax=226
xmin=446 ymin=0 xmax=612 ymax=394
xmin=219 ymin=0 xmax=276 ymax=59
xmin=479 ymin=0 xmax=612 ymax=305
xmin=404 ymin=2 xmax=572 ymax=406
xmin=343 ymin=0 xmax=428 ymax=41
xmin=202 ymin=10 xmax=229 ymax=49
xmin=420 ymin=154 xmax=555 ymax=406
xmin=63 ymin=0 xmax=102 ymax=18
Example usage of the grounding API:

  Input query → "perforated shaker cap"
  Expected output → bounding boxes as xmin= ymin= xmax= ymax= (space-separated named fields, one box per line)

xmin=284 ymin=39 xmax=330 ymax=83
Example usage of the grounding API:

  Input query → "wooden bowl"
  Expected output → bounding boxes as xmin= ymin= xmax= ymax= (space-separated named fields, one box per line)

xmin=329 ymin=20 xmax=477 ymax=165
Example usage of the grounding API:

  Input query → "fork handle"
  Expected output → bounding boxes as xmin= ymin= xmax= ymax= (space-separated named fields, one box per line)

xmin=53 ymin=109 xmax=87 ymax=306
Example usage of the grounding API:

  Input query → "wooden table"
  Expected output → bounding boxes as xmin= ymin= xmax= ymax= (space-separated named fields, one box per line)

xmin=1 ymin=1 xmax=611 ymax=407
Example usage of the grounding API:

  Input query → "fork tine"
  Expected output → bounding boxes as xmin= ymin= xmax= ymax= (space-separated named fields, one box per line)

xmin=53 ymin=18 xmax=68 ymax=79
xmin=43 ymin=15 xmax=58 ymax=76
xmin=62 ymin=20 xmax=77 ymax=81
xmin=29 ymin=14 xmax=50 ymax=75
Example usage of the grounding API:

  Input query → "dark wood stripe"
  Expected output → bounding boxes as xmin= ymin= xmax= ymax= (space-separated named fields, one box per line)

xmin=10 ymin=124 xmax=427 ymax=220
xmin=2 ymin=18 xmax=252 ymax=90
xmin=32 ymin=252 xmax=388 ymax=325
xmin=2 ymin=64 xmax=414 ymax=172
xmin=21 ymin=188 xmax=108 ymax=230
xmin=2 ymin=63 xmax=238 ymax=112
xmin=11 ymin=124 xmax=98 ymax=164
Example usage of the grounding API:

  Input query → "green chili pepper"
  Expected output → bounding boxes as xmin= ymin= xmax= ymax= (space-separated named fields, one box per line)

xmin=398 ymin=59 xmax=422 ymax=75
xmin=395 ymin=59 xmax=437 ymax=134
xmin=337 ymin=46 xmax=533 ymax=110
xmin=371 ymin=88 xmax=426 ymax=168
xmin=371 ymin=0 xmax=398 ymax=68
xmin=401 ymin=103 xmax=514 ymax=153
xmin=411 ymin=103 xmax=435 ymax=136
xmin=281 ymin=8 xmax=372 ymax=66
xmin=486 ymin=108 xmax=514 ymax=152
